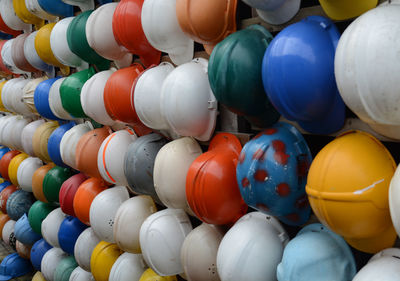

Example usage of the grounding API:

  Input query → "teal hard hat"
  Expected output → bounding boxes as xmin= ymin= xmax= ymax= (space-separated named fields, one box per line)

xmin=208 ymin=25 xmax=280 ymax=128
xmin=42 ymin=166 xmax=74 ymax=203
xmin=54 ymin=255 xmax=78 ymax=281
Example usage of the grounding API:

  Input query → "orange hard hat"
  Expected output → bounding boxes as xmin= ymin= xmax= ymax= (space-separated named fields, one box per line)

xmin=186 ymin=133 xmax=248 ymax=225
xmin=176 ymin=0 xmax=237 ymax=54
xmin=73 ymin=177 xmax=108 ymax=225
xmin=0 ymin=184 xmax=18 ymax=213
xmin=32 ymin=163 xmax=56 ymax=203
xmin=0 ymin=151 xmax=21 ymax=180
xmin=75 ymin=126 xmax=112 ymax=179
xmin=0 ymin=213 xmax=10 ymax=237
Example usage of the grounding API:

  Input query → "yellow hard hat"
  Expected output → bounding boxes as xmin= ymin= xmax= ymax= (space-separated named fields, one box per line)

xmin=32 ymin=121 xmax=59 ymax=163
xmin=13 ymin=0 xmax=44 ymax=28
xmin=32 ymin=271 xmax=46 ymax=281
xmin=0 ymin=178 xmax=4 ymax=184
xmin=139 ymin=269 xmax=178 ymax=281
xmin=0 ymin=81 xmax=8 ymax=112
xmin=319 ymin=0 xmax=378 ymax=20
xmin=35 ymin=23 xmax=69 ymax=75
xmin=90 ymin=241 xmax=123 ymax=281
xmin=306 ymin=130 xmax=397 ymax=254
xmin=8 ymin=152 xmax=28 ymax=186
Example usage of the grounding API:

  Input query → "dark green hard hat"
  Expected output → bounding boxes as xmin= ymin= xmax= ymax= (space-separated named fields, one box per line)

xmin=43 ymin=166 xmax=74 ymax=203
xmin=28 ymin=200 xmax=57 ymax=234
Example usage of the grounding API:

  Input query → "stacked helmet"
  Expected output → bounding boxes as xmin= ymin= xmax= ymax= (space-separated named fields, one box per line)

xmin=59 ymin=173 xmax=87 ymax=216
xmin=0 ymin=0 xmax=30 ymax=32
xmin=319 ymin=0 xmax=378 ymax=20
xmin=109 ymin=253 xmax=147 ymax=281
xmin=90 ymin=241 xmax=122 ymax=281
xmin=28 ymin=200 xmax=56 ymax=234
xmin=2 ymin=40 xmax=26 ymax=74
xmin=41 ymin=208 xmax=68 ymax=248
xmin=0 ymin=17 xmax=21 ymax=37
xmin=43 ymin=166 xmax=74 ymax=203
xmin=41 ymin=247 xmax=69 ymax=281
xmin=0 ymin=150 xmax=20 ymax=180
xmin=242 ymin=0 xmax=300 ymax=24
xmin=48 ymin=122 xmax=75 ymax=166
xmin=14 ymin=214 xmax=41 ymax=245
xmin=31 ymin=239 xmax=52 ymax=271
xmin=11 ymin=33 xmax=40 ymax=72
xmin=61 ymin=0 xmax=94 ymax=11
xmin=23 ymin=31 xmax=54 ymax=74
xmin=6 ymin=190 xmax=35 ymax=220
xmin=25 ymin=0 xmax=58 ymax=21
xmin=74 ymin=227 xmax=101 ymax=271
xmin=69 ymin=267 xmax=95 ymax=281
xmin=7 ymin=117 xmax=30 ymax=151
xmin=32 ymin=271 xmax=46 ymax=281
xmin=36 ymin=0 xmax=74 ymax=17
xmin=58 ymin=216 xmax=88 ymax=255
xmin=34 ymin=78 xmax=62 ymax=120
xmin=1 ymin=219 xmax=15 ymax=248
xmin=32 ymin=121 xmax=59 ymax=162
xmin=0 ymin=213 xmax=10 ymax=237
xmin=49 ymin=78 xmax=75 ymax=120
xmin=16 ymin=240 xmax=31 ymax=259
xmin=22 ymin=77 xmax=49 ymax=116
xmin=13 ymin=0 xmax=44 ymax=27
xmin=32 ymin=163 xmax=56 ymax=202
xmin=54 ymin=255 xmax=78 ymax=281
xmin=21 ymin=120 xmax=45 ymax=157
xmin=8 ymin=152 xmax=29 ymax=185
xmin=390 ymin=163 xmax=400 ymax=237
xmin=140 ymin=269 xmax=177 ymax=281
xmin=0 ymin=253 xmax=33 ymax=280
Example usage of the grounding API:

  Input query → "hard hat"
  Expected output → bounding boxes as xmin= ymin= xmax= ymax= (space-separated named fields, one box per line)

xmin=124 ymin=134 xmax=167 ymax=204
xmin=0 ymin=41 xmax=13 ymax=76
xmin=6 ymin=189 xmax=35 ymax=221
xmin=389 ymin=166 xmax=400 ymax=238
xmin=74 ymin=227 xmax=101 ymax=271
xmin=141 ymin=0 xmax=194 ymax=65
xmin=34 ymin=78 xmax=62 ymax=120
xmin=58 ymin=216 xmax=88 ymax=255
xmin=3 ymin=79 xmax=30 ymax=113
xmin=2 ymin=219 xmax=15 ymax=249
xmin=69 ymin=267 xmax=94 ymax=281
xmin=4 ymin=116 xmax=30 ymax=151
xmin=262 ymin=16 xmax=345 ymax=134
xmin=37 ymin=0 xmax=74 ymax=18
xmin=242 ymin=0 xmax=300 ymax=25
xmin=43 ymin=166 xmax=74 ymax=203
xmin=60 ymin=68 xmax=96 ymax=118
xmin=80 ymin=70 xmax=117 ymax=126
xmin=21 ymin=120 xmax=45 ymax=157
xmin=8 ymin=152 xmax=29 ymax=186
xmin=0 ymin=213 xmax=10 ymax=238
xmin=89 ymin=186 xmax=129 ymax=242
xmin=319 ymin=0 xmax=378 ymax=21
xmin=217 ymin=212 xmax=289 ymax=281
xmin=13 ymin=0 xmax=44 ymax=27
xmin=61 ymin=0 xmax=94 ymax=11
xmin=0 ymin=116 xmax=16 ymax=148
xmin=353 ymin=248 xmax=400 ymax=281
xmin=50 ymin=17 xmax=88 ymax=68
xmin=12 ymin=80 xmax=37 ymax=116
xmin=140 ymin=208 xmax=193 ymax=276
xmin=176 ymin=0 xmax=237 ymax=54
xmin=0 ymin=15 xmax=21 ymax=37
xmin=75 ymin=126 xmax=111 ymax=178
xmin=208 ymin=25 xmax=280 ymax=128
xmin=90 ymin=241 xmax=123 ymax=281
xmin=32 ymin=121 xmax=59 ymax=163
xmin=59 ymin=173 xmax=87 ymax=217
xmin=97 ymin=129 xmax=138 ymax=186
xmin=0 ymin=253 xmax=33 ymax=280
xmin=66 ymin=11 xmax=110 ymax=71
xmin=73 ymin=177 xmax=108 ymax=225
xmin=59 ymin=123 xmax=92 ymax=169
xmin=41 ymin=247 xmax=69 ymax=281
xmin=0 ymin=150 xmax=20 ymax=180
xmin=186 ymin=133 xmax=248 ymax=225
xmin=32 ymin=163 xmax=56 ymax=202
xmin=18 ymin=157 xmax=44 ymax=192
xmin=48 ymin=122 xmax=75 ymax=166
xmin=24 ymin=31 xmax=55 ymax=74
xmin=0 ymin=0 xmax=30 ymax=32
xmin=22 ymin=77 xmax=49 ymax=116
xmin=0 ymin=184 xmax=17 ymax=213
xmin=14 ymin=214 xmax=41 ymax=245
xmin=32 ymin=271 xmax=46 ymax=281
xmin=16 ymin=240 xmax=31 ymax=259
xmin=181 ymin=224 xmax=225 ymax=281
xmin=113 ymin=195 xmax=157 ymax=253
xmin=28 ymin=200 xmax=56 ymax=234
xmin=161 ymin=58 xmax=217 ymax=141
xmin=0 ymin=146 xmax=10 ymax=161
xmin=0 ymin=79 xmax=21 ymax=113
xmin=54 ymin=255 xmax=78 ymax=281
xmin=0 ymin=81 xmax=8 ymax=112
xmin=30 ymin=238 xmax=52 ymax=271
xmin=277 ymin=223 xmax=356 ymax=281
xmin=11 ymin=33 xmax=40 ymax=72
xmin=112 ymin=0 xmax=161 ymax=67
xmin=41 ymin=208 xmax=67 ymax=248
xmin=140 ymin=269 xmax=177 ymax=281
xmin=86 ymin=3 xmax=132 ymax=63
xmin=49 ymin=78 xmax=75 ymax=120
xmin=306 ymin=130 xmax=397 ymax=253
xmin=0 ymin=117 xmax=12 ymax=145
xmin=25 ymin=0 xmax=58 ymax=21
xmin=236 ymin=123 xmax=312 ymax=226
xmin=109 ymin=253 xmax=147 ymax=281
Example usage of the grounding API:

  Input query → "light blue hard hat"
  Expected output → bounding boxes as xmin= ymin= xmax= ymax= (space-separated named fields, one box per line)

xmin=14 ymin=214 xmax=42 ymax=245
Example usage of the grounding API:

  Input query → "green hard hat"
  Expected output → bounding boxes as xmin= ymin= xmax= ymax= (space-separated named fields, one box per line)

xmin=208 ymin=25 xmax=280 ymax=128
xmin=28 ymin=200 xmax=57 ymax=234
xmin=60 ymin=67 xmax=96 ymax=118
xmin=66 ymin=10 xmax=110 ymax=71
xmin=43 ymin=166 xmax=74 ymax=203
xmin=54 ymin=255 xmax=78 ymax=281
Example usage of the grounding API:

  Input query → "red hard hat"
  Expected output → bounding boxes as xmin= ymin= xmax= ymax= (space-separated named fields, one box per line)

xmin=0 ymin=185 xmax=18 ymax=213
xmin=0 ymin=15 xmax=21 ymax=37
xmin=11 ymin=33 xmax=38 ymax=72
xmin=112 ymin=0 xmax=161 ymax=67
xmin=186 ymin=133 xmax=248 ymax=225
xmin=0 ymin=41 xmax=12 ymax=75
xmin=0 ymin=151 xmax=21 ymax=180
xmin=59 ymin=173 xmax=88 ymax=217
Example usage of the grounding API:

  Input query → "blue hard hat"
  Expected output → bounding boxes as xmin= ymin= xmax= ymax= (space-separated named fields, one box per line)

xmin=38 ymin=0 xmax=74 ymax=17
xmin=34 ymin=77 xmax=62 ymax=120
xmin=6 ymin=190 xmax=35 ymax=221
xmin=58 ymin=216 xmax=88 ymax=255
xmin=30 ymin=238 xmax=52 ymax=271
xmin=236 ymin=122 xmax=312 ymax=226
xmin=0 ymin=147 xmax=10 ymax=162
xmin=262 ymin=16 xmax=345 ymax=134
xmin=0 ymin=181 xmax=11 ymax=193
xmin=0 ymin=32 xmax=12 ymax=40
xmin=0 ymin=253 xmax=33 ymax=280
xmin=277 ymin=223 xmax=357 ymax=281
xmin=14 ymin=214 xmax=41 ymax=246
xmin=48 ymin=122 xmax=75 ymax=167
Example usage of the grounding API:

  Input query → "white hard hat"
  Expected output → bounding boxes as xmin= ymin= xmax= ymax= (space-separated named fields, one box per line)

xmin=154 ymin=137 xmax=201 ymax=214
xmin=59 ymin=122 xmax=92 ymax=169
xmin=89 ymin=186 xmax=129 ymax=243
xmin=21 ymin=119 xmax=45 ymax=156
xmin=0 ymin=0 xmax=30 ymax=31
xmin=74 ymin=227 xmax=101 ymax=272
xmin=0 ymin=115 xmax=15 ymax=147
xmin=17 ymin=157 xmax=43 ymax=192
xmin=5 ymin=78 xmax=30 ymax=114
xmin=22 ymin=77 xmax=48 ymax=116
xmin=1 ymin=40 xmax=27 ymax=75
xmin=86 ymin=3 xmax=132 ymax=63
xmin=141 ymin=0 xmax=194 ymax=65
xmin=1 ymin=115 xmax=19 ymax=149
xmin=24 ymin=31 xmax=55 ymax=74
xmin=69 ymin=266 xmax=95 ymax=281
xmin=6 ymin=115 xmax=30 ymax=150
xmin=61 ymin=0 xmax=94 ymax=12
xmin=140 ymin=208 xmax=193 ymax=276
xmin=25 ymin=0 xmax=58 ymax=21
xmin=81 ymin=70 xmax=116 ymax=126
xmin=1 ymin=79 xmax=22 ymax=113
xmin=217 ymin=212 xmax=289 ymax=281
xmin=109 ymin=253 xmax=148 ymax=281
xmin=389 ymin=164 xmax=400 ymax=237
xmin=41 ymin=208 xmax=68 ymax=248
xmin=97 ymin=129 xmax=137 ymax=186
xmin=48 ymin=77 xmax=75 ymax=120
xmin=2 ymin=219 xmax=15 ymax=246
xmin=161 ymin=58 xmax=217 ymax=141
xmin=0 ymin=116 xmax=11 ymax=145
xmin=181 ymin=224 xmax=225 ymax=281
xmin=113 ymin=195 xmax=157 ymax=254
xmin=41 ymin=248 xmax=69 ymax=281
xmin=335 ymin=1 xmax=400 ymax=140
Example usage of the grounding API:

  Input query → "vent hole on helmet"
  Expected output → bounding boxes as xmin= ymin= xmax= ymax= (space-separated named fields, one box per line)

xmin=266 ymin=216 xmax=271 ymax=220
xmin=320 ymin=226 xmax=324 ymax=230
